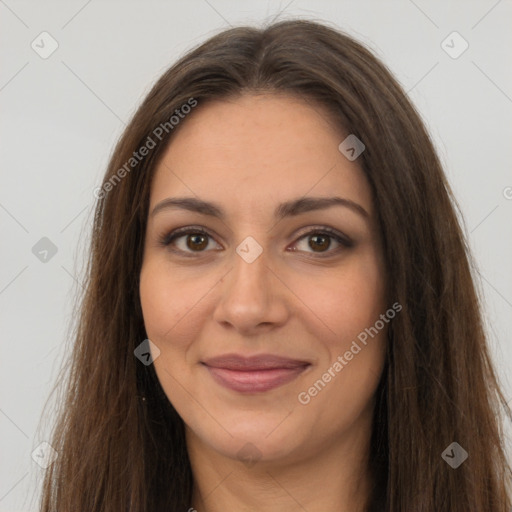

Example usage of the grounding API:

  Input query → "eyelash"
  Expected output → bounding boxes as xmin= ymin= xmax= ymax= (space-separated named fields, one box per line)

xmin=158 ymin=225 xmax=353 ymax=258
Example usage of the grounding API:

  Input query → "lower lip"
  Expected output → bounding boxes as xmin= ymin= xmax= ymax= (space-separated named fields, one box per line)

xmin=204 ymin=364 xmax=309 ymax=393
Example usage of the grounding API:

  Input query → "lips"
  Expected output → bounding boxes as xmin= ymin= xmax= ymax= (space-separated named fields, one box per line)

xmin=201 ymin=354 xmax=311 ymax=393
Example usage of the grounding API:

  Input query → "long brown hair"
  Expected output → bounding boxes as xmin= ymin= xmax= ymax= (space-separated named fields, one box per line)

xmin=38 ymin=19 xmax=511 ymax=511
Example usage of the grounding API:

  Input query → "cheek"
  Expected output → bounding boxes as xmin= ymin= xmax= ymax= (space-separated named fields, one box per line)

xmin=291 ymin=249 xmax=387 ymax=343
xmin=139 ymin=259 xmax=220 ymax=360
xmin=303 ymin=251 xmax=387 ymax=418
xmin=296 ymin=260 xmax=387 ymax=428
xmin=139 ymin=261 xmax=195 ymax=343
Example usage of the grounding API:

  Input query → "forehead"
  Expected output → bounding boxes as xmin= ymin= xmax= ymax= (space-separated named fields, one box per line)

xmin=149 ymin=93 xmax=373 ymax=217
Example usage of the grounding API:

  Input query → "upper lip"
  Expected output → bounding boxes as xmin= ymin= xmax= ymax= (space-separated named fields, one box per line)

xmin=202 ymin=353 xmax=311 ymax=371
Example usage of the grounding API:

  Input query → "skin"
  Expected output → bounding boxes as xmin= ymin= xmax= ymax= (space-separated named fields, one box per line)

xmin=139 ymin=93 xmax=388 ymax=512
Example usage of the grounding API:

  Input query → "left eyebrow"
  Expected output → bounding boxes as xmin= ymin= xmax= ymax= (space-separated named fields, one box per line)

xmin=150 ymin=195 xmax=369 ymax=222
xmin=275 ymin=196 xmax=369 ymax=221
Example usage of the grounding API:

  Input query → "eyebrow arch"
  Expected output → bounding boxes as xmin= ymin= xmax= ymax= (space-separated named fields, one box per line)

xmin=150 ymin=195 xmax=369 ymax=221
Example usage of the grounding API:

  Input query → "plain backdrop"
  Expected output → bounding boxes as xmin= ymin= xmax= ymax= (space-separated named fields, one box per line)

xmin=1 ymin=1 xmax=511 ymax=510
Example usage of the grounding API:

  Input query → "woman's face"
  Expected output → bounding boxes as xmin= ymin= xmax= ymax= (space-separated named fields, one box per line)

xmin=140 ymin=93 xmax=388 ymax=466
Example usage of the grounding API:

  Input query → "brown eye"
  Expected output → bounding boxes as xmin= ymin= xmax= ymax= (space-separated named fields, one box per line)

xmin=307 ymin=233 xmax=332 ymax=252
xmin=159 ymin=227 xmax=221 ymax=255
xmin=160 ymin=226 xmax=352 ymax=258
xmin=185 ymin=233 xmax=208 ymax=251
xmin=292 ymin=228 xmax=353 ymax=256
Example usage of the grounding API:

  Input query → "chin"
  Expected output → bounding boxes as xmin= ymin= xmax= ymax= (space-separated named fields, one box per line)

xmin=186 ymin=413 xmax=304 ymax=465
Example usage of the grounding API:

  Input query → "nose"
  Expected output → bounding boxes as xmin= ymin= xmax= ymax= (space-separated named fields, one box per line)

xmin=212 ymin=242 xmax=289 ymax=335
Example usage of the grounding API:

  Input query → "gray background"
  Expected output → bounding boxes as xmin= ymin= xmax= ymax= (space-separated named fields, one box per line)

xmin=1 ymin=1 xmax=511 ymax=510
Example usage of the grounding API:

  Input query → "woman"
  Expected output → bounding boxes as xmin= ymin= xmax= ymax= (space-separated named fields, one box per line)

xmin=39 ymin=19 xmax=511 ymax=511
